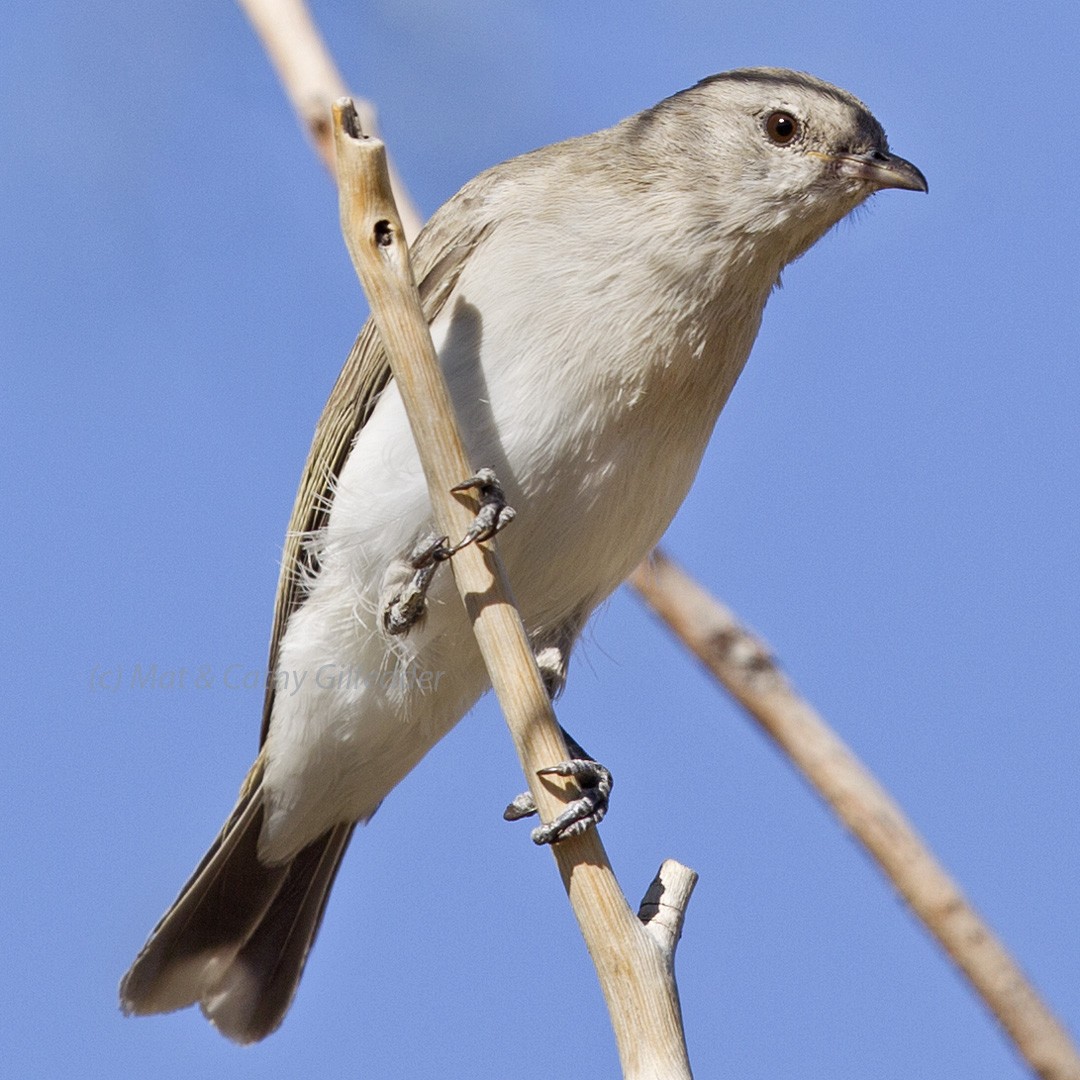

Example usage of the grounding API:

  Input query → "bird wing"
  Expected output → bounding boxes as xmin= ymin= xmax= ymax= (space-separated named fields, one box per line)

xmin=258 ymin=185 xmax=498 ymax=744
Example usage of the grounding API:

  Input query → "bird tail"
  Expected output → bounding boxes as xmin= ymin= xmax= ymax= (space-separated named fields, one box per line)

xmin=119 ymin=756 xmax=355 ymax=1043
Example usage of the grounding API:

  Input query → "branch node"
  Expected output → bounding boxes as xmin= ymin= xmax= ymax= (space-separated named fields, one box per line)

xmin=638 ymin=859 xmax=699 ymax=961
xmin=374 ymin=219 xmax=394 ymax=247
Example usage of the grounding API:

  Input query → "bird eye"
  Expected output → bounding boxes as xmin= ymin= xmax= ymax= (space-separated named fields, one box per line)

xmin=765 ymin=111 xmax=799 ymax=144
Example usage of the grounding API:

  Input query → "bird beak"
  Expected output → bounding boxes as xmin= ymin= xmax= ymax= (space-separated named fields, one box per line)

xmin=833 ymin=150 xmax=928 ymax=193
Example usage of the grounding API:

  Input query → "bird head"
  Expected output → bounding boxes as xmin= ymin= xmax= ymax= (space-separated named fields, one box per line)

xmin=632 ymin=68 xmax=926 ymax=267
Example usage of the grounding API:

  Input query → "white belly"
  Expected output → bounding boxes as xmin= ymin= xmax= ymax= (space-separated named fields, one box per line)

xmin=260 ymin=233 xmax=763 ymax=862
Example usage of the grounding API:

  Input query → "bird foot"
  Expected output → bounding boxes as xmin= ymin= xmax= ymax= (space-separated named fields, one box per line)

xmin=381 ymin=469 xmax=515 ymax=637
xmin=503 ymin=756 xmax=613 ymax=845
xmin=445 ymin=468 xmax=516 ymax=554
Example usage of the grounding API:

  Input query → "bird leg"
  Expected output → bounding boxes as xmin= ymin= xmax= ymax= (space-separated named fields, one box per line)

xmin=382 ymin=469 xmax=515 ymax=637
xmin=503 ymin=638 xmax=614 ymax=845
xmin=381 ymin=534 xmax=451 ymax=636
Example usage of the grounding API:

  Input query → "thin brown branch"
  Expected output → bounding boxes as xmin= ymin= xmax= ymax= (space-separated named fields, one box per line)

xmin=630 ymin=550 xmax=1080 ymax=1080
xmin=237 ymin=0 xmax=422 ymax=240
xmin=332 ymin=102 xmax=694 ymax=1079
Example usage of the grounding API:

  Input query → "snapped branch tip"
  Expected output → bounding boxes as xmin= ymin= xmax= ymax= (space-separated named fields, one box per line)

xmin=334 ymin=97 xmax=364 ymax=140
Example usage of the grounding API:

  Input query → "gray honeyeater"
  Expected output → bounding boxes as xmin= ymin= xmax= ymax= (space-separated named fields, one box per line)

xmin=121 ymin=67 xmax=926 ymax=1043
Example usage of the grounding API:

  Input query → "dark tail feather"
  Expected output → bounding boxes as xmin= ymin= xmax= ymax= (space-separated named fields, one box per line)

xmin=119 ymin=763 xmax=355 ymax=1043
xmin=201 ymin=821 xmax=355 ymax=1042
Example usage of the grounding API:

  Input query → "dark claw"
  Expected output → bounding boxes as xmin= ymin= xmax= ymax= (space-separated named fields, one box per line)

xmin=446 ymin=468 xmax=516 ymax=553
xmin=410 ymin=535 xmax=453 ymax=567
xmin=502 ymin=792 xmax=537 ymax=821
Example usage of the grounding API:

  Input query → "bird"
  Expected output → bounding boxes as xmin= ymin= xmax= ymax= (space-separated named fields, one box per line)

xmin=120 ymin=67 xmax=926 ymax=1043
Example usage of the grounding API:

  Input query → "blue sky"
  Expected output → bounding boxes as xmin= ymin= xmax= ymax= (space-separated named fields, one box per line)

xmin=4 ymin=1 xmax=1079 ymax=1077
